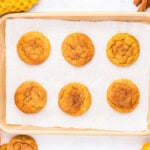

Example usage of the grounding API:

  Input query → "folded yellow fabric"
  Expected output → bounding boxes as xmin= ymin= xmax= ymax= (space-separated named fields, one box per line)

xmin=0 ymin=0 xmax=39 ymax=14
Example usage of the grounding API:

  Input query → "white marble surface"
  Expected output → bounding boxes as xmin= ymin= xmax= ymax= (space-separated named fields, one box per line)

xmin=30 ymin=0 xmax=150 ymax=12
xmin=1 ymin=0 xmax=150 ymax=150
xmin=0 ymin=131 xmax=150 ymax=150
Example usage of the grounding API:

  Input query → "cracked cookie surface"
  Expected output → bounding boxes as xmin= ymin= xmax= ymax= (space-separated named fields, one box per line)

xmin=106 ymin=33 xmax=140 ymax=66
xmin=7 ymin=135 xmax=38 ymax=150
xmin=107 ymin=79 xmax=139 ymax=113
xmin=17 ymin=31 xmax=50 ymax=65
xmin=58 ymin=83 xmax=91 ymax=116
xmin=61 ymin=33 xmax=95 ymax=67
xmin=0 ymin=144 xmax=7 ymax=150
xmin=15 ymin=81 xmax=47 ymax=113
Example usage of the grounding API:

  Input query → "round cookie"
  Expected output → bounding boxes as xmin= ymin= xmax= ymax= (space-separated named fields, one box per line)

xmin=0 ymin=144 xmax=7 ymax=150
xmin=15 ymin=81 xmax=47 ymax=114
xmin=106 ymin=33 xmax=140 ymax=66
xmin=58 ymin=82 xmax=91 ymax=116
xmin=61 ymin=33 xmax=95 ymax=67
xmin=107 ymin=79 xmax=139 ymax=113
xmin=17 ymin=31 xmax=51 ymax=65
xmin=7 ymin=135 xmax=38 ymax=150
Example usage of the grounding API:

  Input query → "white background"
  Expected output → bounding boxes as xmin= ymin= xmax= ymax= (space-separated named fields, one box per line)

xmin=30 ymin=0 xmax=150 ymax=12
xmin=1 ymin=0 xmax=150 ymax=149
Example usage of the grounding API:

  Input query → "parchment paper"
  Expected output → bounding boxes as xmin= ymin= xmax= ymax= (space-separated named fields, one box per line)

xmin=5 ymin=19 xmax=150 ymax=131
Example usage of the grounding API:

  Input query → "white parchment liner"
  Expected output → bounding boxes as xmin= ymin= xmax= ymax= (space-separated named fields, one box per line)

xmin=5 ymin=19 xmax=150 ymax=131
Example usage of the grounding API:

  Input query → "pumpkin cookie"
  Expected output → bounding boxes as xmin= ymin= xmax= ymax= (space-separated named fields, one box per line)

xmin=15 ymin=81 xmax=47 ymax=114
xmin=107 ymin=79 xmax=139 ymax=113
xmin=58 ymin=83 xmax=91 ymax=116
xmin=0 ymin=144 xmax=7 ymax=150
xmin=7 ymin=135 xmax=38 ymax=150
xmin=106 ymin=33 xmax=140 ymax=66
xmin=61 ymin=33 xmax=95 ymax=66
xmin=17 ymin=31 xmax=51 ymax=65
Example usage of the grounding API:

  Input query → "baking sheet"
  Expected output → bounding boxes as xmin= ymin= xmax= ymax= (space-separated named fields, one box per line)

xmin=5 ymin=19 xmax=150 ymax=131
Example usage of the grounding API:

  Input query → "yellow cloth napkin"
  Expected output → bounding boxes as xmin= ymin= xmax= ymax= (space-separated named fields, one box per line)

xmin=0 ymin=0 xmax=39 ymax=14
